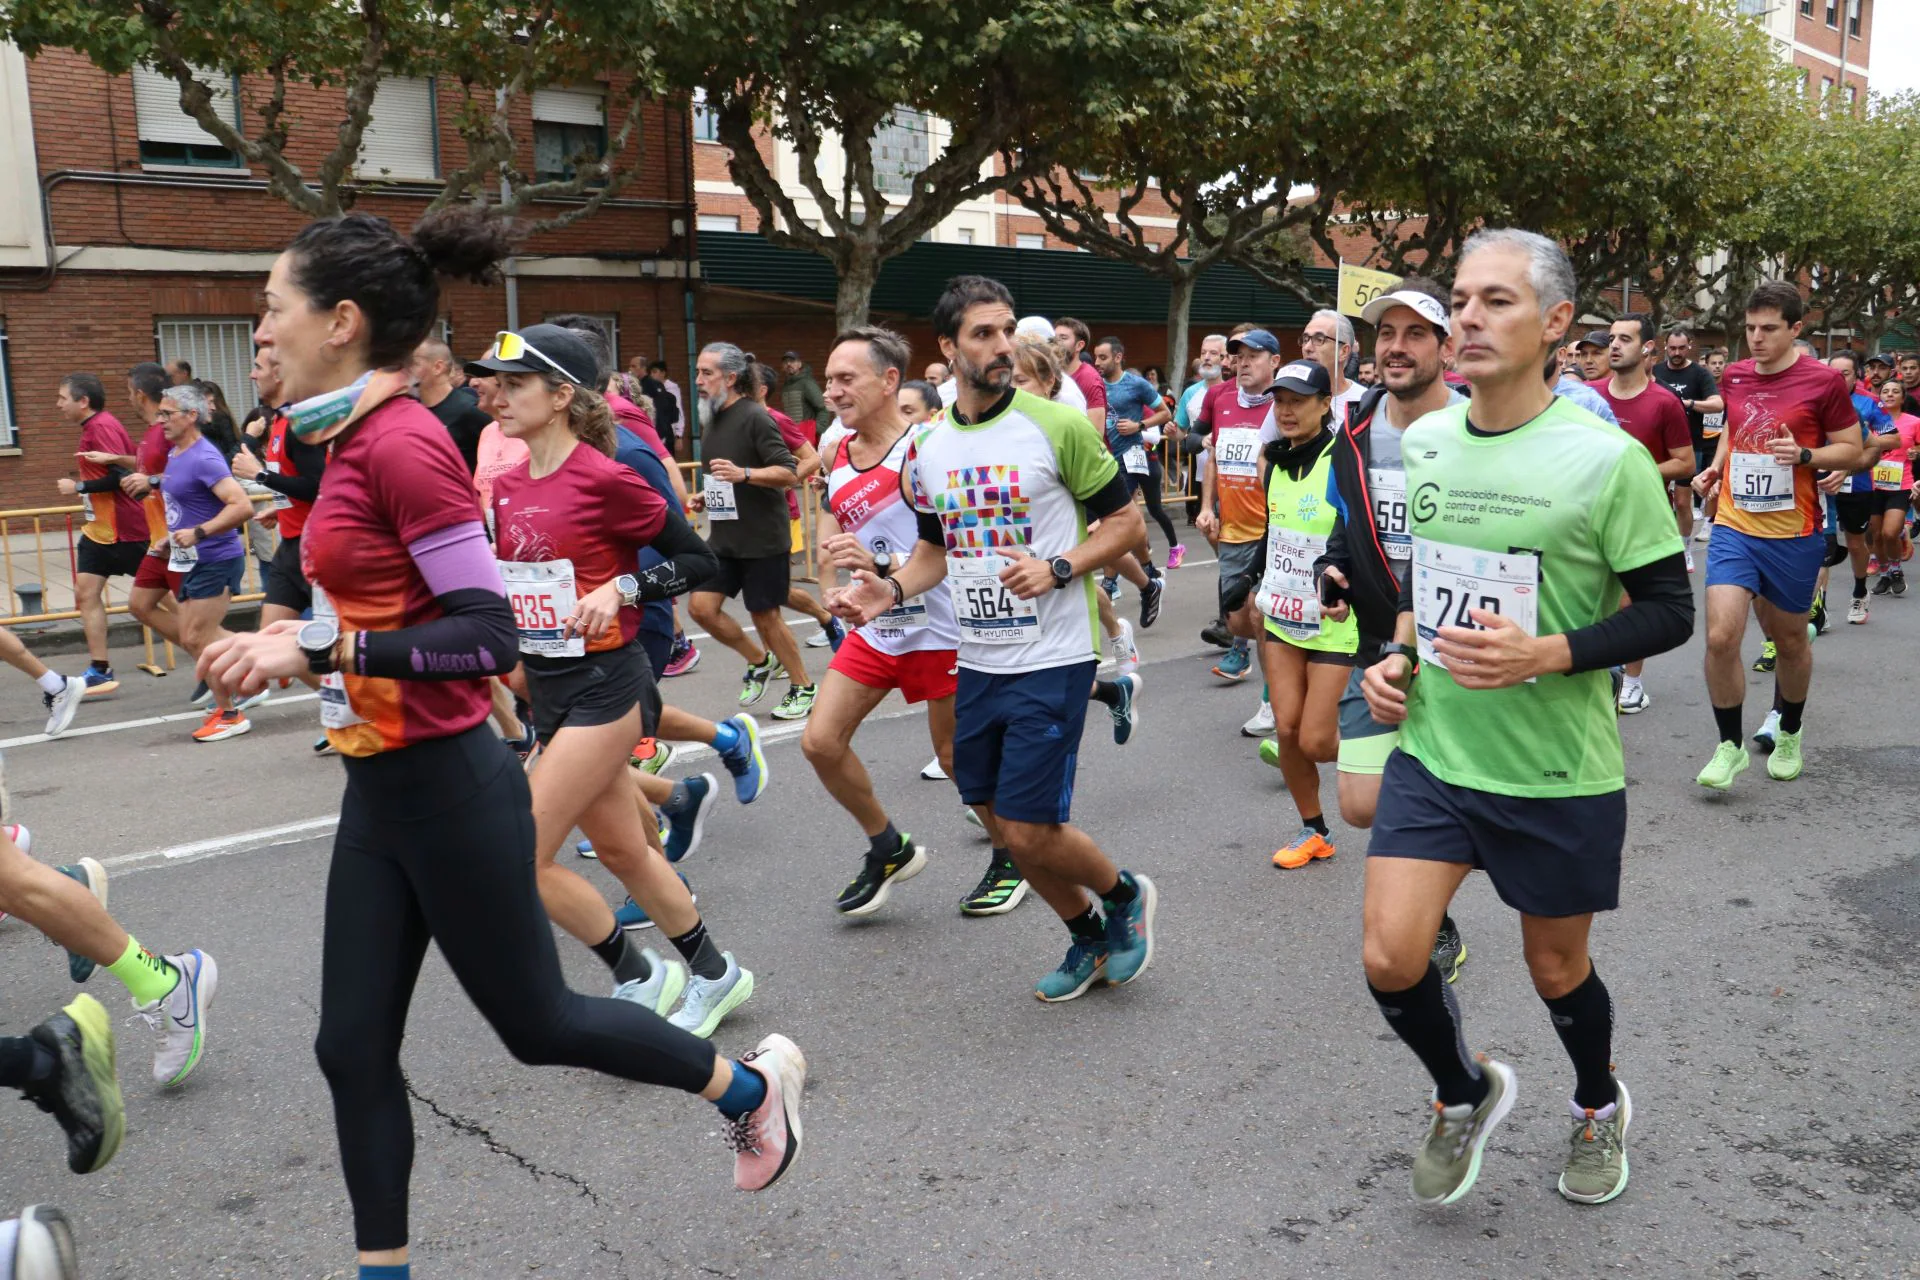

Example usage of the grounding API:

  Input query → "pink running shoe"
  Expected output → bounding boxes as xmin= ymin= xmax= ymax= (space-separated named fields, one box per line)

xmin=727 ymin=1033 xmax=807 ymax=1191
xmin=663 ymin=639 xmax=701 ymax=678
xmin=1168 ymin=545 xmax=1186 ymax=570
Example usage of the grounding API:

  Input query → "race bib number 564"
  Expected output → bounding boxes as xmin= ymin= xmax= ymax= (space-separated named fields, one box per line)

xmin=946 ymin=554 xmax=1038 ymax=644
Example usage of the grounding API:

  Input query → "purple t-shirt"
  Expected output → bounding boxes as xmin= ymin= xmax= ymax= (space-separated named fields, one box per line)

xmin=162 ymin=437 xmax=244 ymax=562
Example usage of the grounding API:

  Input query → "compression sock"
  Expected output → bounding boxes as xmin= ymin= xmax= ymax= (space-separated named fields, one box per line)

xmin=591 ymin=925 xmax=652 ymax=985
xmin=867 ymin=823 xmax=902 ymax=862
xmin=1542 ymin=964 xmax=1617 ymax=1112
xmin=1100 ymin=871 xmax=1139 ymax=909
xmin=34 ymin=671 xmax=63 ymax=696
xmin=1369 ymin=962 xmax=1488 ymax=1108
xmin=713 ymin=1059 xmax=768 ymax=1119
xmin=1712 ymin=704 xmax=1743 ymax=746
xmin=1302 ymin=814 xmax=1329 ymax=837
xmin=668 ymin=919 xmax=727 ymax=980
xmin=106 ymin=937 xmax=179 ymax=1006
xmin=1854 ymin=576 xmax=1870 ymax=599
xmin=1064 ymin=908 xmax=1105 ymax=945
xmin=0 ymin=1034 xmax=56 ymax=1088
xmin=1090 ymin=680 xmax=1123 ymax=707
xmin=660 ymin=780 xmax=694 ymax=816
xmin=1778 ymin=697 xmax=1806 ymax=735
xmin=359 ymin=1265 xmax=409 ymax=1280
xmin=709 ymin=719 xmax=741 ymax=754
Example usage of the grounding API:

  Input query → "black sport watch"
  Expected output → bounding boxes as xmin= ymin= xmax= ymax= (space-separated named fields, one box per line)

xmin=1797 ymin=447 xmax=1813 ymax=467
xmin=1049 ymin=556 xmax=1074 ymax=590
xmin=872 ymin=550 xmax=894 ymax=579
xmin=299 ymin=617 xmax=341 ymax=675
xmin=1378 ymin=641 xmax=1419 ymax=680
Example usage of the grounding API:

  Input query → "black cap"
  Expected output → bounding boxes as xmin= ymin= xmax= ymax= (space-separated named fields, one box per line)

xmin=1574 ymin=329 xmax=1610 ymax=351
xmin=782 ymin=350 xmax=802 ymax=361
xmin=464 ymin=324 xmax=599 ymax=388
xmin=1268 ymin=360 xmax=1332 ymax=397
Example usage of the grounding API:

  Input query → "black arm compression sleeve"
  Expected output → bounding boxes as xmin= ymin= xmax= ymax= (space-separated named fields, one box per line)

xmin=917 ymin=510 xmax=945 ymax=548
xmin=76 ymin=467 xmax=129 ymax=494
xmin=635 ymin=508 xmax=718 ymax=601
xmin=1562 ymin=552 xmax=1694 ymax=674
xmin=357 ymin=588 xmax=519 ymax=681
xmin=1081 ymin=471 xmax=1133 ymax=521
xmin=255 ymin=435 xmax=326 ymax=504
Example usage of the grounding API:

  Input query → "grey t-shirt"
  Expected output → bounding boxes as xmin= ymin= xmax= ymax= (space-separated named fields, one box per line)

xmin=700 ymin=397 xmax=798 ymax=559
xmin=1368 ymin=387 xmax=1466 ymax=585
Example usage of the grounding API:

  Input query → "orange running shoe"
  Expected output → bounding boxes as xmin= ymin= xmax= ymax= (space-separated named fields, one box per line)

xmin=191 ymin=707 xmax=251 ymax=743
xmin=1272 ymin=826 xmax=1335 ymax=869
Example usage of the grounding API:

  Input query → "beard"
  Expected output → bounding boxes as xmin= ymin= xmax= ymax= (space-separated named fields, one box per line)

xmin=954 ymin=349 xmax=1013 ymax=395
xmin=697 ymin=391 xmax=727 ymax=427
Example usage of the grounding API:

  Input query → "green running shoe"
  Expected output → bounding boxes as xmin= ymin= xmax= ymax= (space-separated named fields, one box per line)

xmin=1750 ymin=640 xmax=1776 ymax=673
xmin=1695 ymin=741 xmax=1749 ymax=791
xmin=1034 ymin=937 xmax=1108 ymax=1003
xmin=738 ymin=655 xmax=778 ymax=707
xmin=1412 ymin=1056 xmax=1516 ymax=1205
xmin=23 ymin=994 xmax=124 ymax=1174
xmin=1558 ymin=1080 xmax=1632 ymax=1204
xmin=1766 ymin=728 xmax=1803 ymax=780
xmin=1258 ymin=737 xmax=1280 ymax=768
xmin=959 ymin=856 xmax=1027 ymax=915
xmin=771 ymin=683 xmax=817 ymax=721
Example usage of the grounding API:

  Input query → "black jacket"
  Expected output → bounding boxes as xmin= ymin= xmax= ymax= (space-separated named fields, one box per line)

xmin=1312 ymin=387 xmax=1401 ymax=659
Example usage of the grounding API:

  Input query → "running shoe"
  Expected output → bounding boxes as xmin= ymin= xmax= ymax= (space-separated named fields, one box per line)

xmin=1212 ymin=644 xmax=1251 ymax=682
xmin=611 ymin=948 xmax=687 ymax=1018
xmin=576 ymin=839 xmax=597 ymax=860
xmin=669 ymin=953 xmax=754 ymax=1038
xmin=1167 ymin=545 xmax=1186 ymax=570
xmin=663 ymin=637 xmax=700 ymax=677
xmin=1695 ymin=741 xmax=1750 ymax=791
xmin=772 ymin=684 xmax=816 ymax=720
xmin=1034 ymin=937 xmax=1108 ymax=1003
xmin=21 ymin=995 xmax=124 ymax=1174
xmin=233 ymin=686 xmax=272 ymax=712
xmin=1258 ymin=737 xmax=1281 ymax=769
xmin=1683 ymin=547 xmax=1695 ymax=574
xmin=804 ymin=623 xmax=831 ymax=648
xmin=1108 ymin=673 xmax=1141 ymax=746
xmin=80 ymin=668 xmax=118 ymax=699
xmin=188 ymin=680 xmax=214 ymax=708
xmin=1412 ymin=1056 xmax=1517 ymax=1205
xmin=835 ymin=834 xmax=928 ymax=916
xmin=1102 ymin=872 xmax=1157 ymax=985
xmin=53 ymin=859 xmax=107 ymax=984
xmin=1693 ymin=523 xmax=1711 ymax=543
xmin=738 ymin=655 xmax=778 ymax=707
xmin=1895 ymin=568 xmax=1909 ymax=597
xmin=716 ymin=714 xmax=768 ymax=804
xmin=1766 ymin=728 xmax=1804 ymax=780
xmin=1242 ymin=701 xmax=1275 ymax=737
xmin=1872 ymin=575 xmax=1894 ymax=597
xmin=962 ymin=804 xmax=985 ymax=831
xmin=1101 ymin=576 xmax=1121 ymax=603
xmin=1139 ymin=575 xmax=1164 ymax=629
xmin=1848 ymin=597 xmax=1870 ymax=624
xmin=1272 ymin=827 xmax=1335 ymax=869
xmin=1432 ymin=918 xmax=1468 ymax=985
xmin=312 ymin=735 xmax=339 ymax=758
xmin=1199 ymin=618 xmax=1233 ymax=649
xmin=1810 ymin=591 xmax=1828 ymax=634
xmin=728 ymin=1033 xmax=806 ymax=1191
xmin=1751 ymin=640 xmax=1776 ymax=673
xmin=1559 ymin=1081 xmax=1632 ymax=1205
xmin=135 ymin=948 xmax=215 ymax=1088
xmin=804 ymin=617 xmax=846 ymax=651
xmin=1616 ymin=682 xmax=1650 ymax=715
xmin=1109 ymin=618 xmax=1139 ymax=678
xmin=1869 ymin=555 xmax=1883 ymax=576
xmin=503 ymin=723 xmax=537 ymax=761
xmin=5 ymin=1204 xmax=81 ymax=1278
xmin=665 ymin=773 xmax=720 ymax=863
xmin=614 ymin=873 xmax=695 ymax=930
xmin=42 ymin=676 xmax=85 ymax=740
xmin=920 ymin=758 xmax=947 ymax=781
xmin=630 ymin=738 xmax=677 ymax=775
xmin=190 ymin=708 xmax=250 ymax=743
xmin=959 ymin=856 xmax=1027 ymax=915
xmin=1752 ymin=708 xmax=1780 ymax=752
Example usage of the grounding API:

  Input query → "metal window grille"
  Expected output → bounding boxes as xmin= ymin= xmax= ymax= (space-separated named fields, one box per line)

xmin=154 ymin=318 xmax=255 ymax=408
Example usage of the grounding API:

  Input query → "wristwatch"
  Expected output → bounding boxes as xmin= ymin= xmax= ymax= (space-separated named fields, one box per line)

xmin=1049 ymin=556 xmax=1074 ymax=590
xmin=872 ymin=550 xmax=894 ymax=579
xmin=1378 ymin=641 xmax=1420 ymax=677
xmin=1797 ymin=447 xmax=1813 ymax=467
xmin=613 ymin=573 xmax=642 ymax=607
xmin=299 ymin=617 xmax=341 ymax=675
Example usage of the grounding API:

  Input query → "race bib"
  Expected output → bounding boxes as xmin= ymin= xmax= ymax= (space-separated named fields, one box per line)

xmin=1369 ymin=468 xmax=1410 ymax=560
xmin=704 ymin=475 xmax=738 ymax=521
xmin=1216 ymin=428 xmax=1262 ymax=480
xmin=946 ymin=554 xmax=1038 ymax=645
xmin=168 ymin=539 xmax=199 ymax=572
xmin=310 ymin=586 xmax=365 ymax=729
xmin=500 ymin=559 xmax=584 ymax=658
xmin=266 ymin=460 xmax=292 ymax=510
xmin=1701 ymin=411 xmax=1724 ymax=436
xmin=1872 ymin=459 xmax=1905 ymax=491
xmin=1412 ymin=536 xmax=1540 ymax=679
xmin=1123 ymin=444 xmax=1150 ymax=476
xmin=1253 ymin=529 xmax=1325 ymax=638
xmin=1729 ymin=450 xmax=1794 ymax=513
xmin=869 ymin=597 xmax=930 ymax=638
xmin=80 ymin=493 xmax=95 ymax=522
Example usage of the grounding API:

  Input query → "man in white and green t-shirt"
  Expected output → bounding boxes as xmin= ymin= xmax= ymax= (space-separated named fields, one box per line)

xmin=828 ymin=275 xmax=1161 ymax=1005
xmin=1356 ymin=229 xmax=1693 ymax=1209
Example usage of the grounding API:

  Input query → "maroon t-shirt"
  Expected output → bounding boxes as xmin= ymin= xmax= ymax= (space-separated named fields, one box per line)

xmin=1191 ymin=379 xmax=1237 ymax=432
xmin=1068 ymin=359 xmax=1107 ymax=416
xmin=1591 ymin=378 xmax=1691 ymax=467
xmin=770 ymin=407 xmax=812 ymax=519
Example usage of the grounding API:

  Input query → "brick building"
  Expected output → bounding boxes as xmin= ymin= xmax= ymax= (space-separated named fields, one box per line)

xmin=1746 ymin=0 xmax=1873 ymax=99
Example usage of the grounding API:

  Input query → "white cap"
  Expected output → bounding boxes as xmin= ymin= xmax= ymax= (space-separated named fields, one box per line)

xmin=1360 ymin=289 xmax=1450 ymax=334
xmin=1015 ymin=315 xmax=1055 ymax=340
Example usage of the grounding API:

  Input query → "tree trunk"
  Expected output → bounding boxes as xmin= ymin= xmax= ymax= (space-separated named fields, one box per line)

xmin=835 ymin=239 xmax=883 ymax=331
xmin=1165 ymin=268 xmax=1197 ymax=396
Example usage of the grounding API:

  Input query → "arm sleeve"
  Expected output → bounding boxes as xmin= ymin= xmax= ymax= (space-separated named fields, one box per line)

xmin=1561 ymin=553 xmax=1694 ymax=674
xmin=256 ymin=434 xmax=327 ymax=503
xmin=916 ymin=510 xmax=945 ymax=548
xmin=1081 ymin=470 xmax=1133 ymax=520
xmin=356 ymin=522 xmax=518 ymax=681
xmin=633 ymin=507 xmax=717 ymax=600
xmin=76 ymin=467 xmax=129 ymax=494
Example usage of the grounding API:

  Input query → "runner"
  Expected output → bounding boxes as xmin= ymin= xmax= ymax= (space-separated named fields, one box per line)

xmin=1648 ymin=328 xmax=1723 ymax=548
xmin=231 ymin=348 xmax=328 ymax=671
xmin=1823 ymin=352 xmax=1895 ymax=625
xmin=1357 ymin=228 xmax=1693 ymax=1207
xmin=828 ymin=274 xmax=1158 ymax=1003
xmin=1866 ymin=371 xmax=1915 ymax=598
xmin=54 ymin=374 xmax=146 ymax=698
xmin=801 ymin=324 xmax=1018 ymax=917
xmin=686 ymin=343 xmax=817 ymax=720
xmin=1696 ymin=347 xmax=1732 ymax=542
xmin=1693 ymin=281 xmax=1863 ymax=791
xmin=1572 ymin=330 xmax=1609 ymax=382
xmin=119 ymin=363 xmax=190 ymax=687
xmin=1196 ymin=329 xmax=1280 ymax=693
xmin=1093 ymin=335 xmax=1183 ymax=574
xmin=1302 ymin=309 xmax=1366 ymax=424
xmin=1247 ymin=359 xmax=1357 ymax=869
xmin=1313 ymin=279 xmax=1470 ymax=980
xmin=203 ymin=210 xmax=807 ymax=1277
xmin=747 ymin=358 xmax=845 ymax=661
xmin=466 ymin=373 xmax=539 ymax=754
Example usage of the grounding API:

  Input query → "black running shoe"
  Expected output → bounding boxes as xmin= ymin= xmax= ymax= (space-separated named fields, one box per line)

xmin=959 ymin=856 xmax=1029 ymax=916
xmin=1139 ymin=575 xmax=1164 ymax=629
xmin=20 ymin=996 xmax=123 ymax=1174
xmin=1432 ymin=918 xmax=1468 ymax=985
xmin=835 ymin=836 xmax=928 ymax=917
xmin=1200 ymin=618 xmax=1232 ymax=649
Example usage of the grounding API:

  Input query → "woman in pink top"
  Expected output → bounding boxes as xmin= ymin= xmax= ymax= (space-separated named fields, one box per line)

xmin=1871 ymin=377 xmax=1919 ymax=590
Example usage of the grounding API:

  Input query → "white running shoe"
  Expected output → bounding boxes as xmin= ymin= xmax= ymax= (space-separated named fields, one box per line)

xmin=1751 ymin=708 xmax=1781 ymax=753
xmin=233 ymin=686 xmax=272 ymax=712
xmin=612 ymin=949 xmax=687 ymax=1018
xmin=1110 ymin=618 xmax=1139 ymax=678
xmin=3 ymin=1204 xmax=81 ymax=1279
xmin=669 ymin=954 xmax=754 ymax=1038
xmin=963 ymin=804 xmax=984 ymax=830
xmin=1241 ymin=700 xmax=1275 ymax=737
xmin=42 ymin=676 xmax=86 ymax=740
xmin=1694 ymin=524 xmax=1711 ymax=543
xmin=920 ymin=758 xmax=947 ymax=781
xmin=1616 ymin=681 xmax=1650 ymax=715
xmin=135 ymin=949 xmax=216 ymax=1087
xmin=727 ymin=1034 xmax=807 ymax=1192
xmin=1683 ymin=547 xmax=1695 ymax=574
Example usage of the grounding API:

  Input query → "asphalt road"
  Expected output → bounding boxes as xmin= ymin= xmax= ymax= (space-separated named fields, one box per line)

xmin=2 ymin=542 xmax=1918 ymax=1279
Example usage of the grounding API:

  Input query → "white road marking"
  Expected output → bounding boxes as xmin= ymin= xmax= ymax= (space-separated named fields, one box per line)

xmin=0 ymin=692 xmax=320 ymax=750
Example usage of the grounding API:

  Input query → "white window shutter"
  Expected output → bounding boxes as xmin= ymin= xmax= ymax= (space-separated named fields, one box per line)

xmin=532 ymin=87 xmax=604 ymax=125
xmin=356 ymin=77 xmax=436 ymax=180
xmin=132 ymin=64 xmax=235 ymax=146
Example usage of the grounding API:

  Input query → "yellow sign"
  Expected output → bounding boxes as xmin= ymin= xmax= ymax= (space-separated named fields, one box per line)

xmin=1337 ymin=261 xmax=1403 ymax=319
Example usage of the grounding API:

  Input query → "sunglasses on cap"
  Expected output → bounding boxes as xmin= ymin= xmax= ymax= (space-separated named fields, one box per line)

xmin=488 ymin=330 xmax=581 ymax=384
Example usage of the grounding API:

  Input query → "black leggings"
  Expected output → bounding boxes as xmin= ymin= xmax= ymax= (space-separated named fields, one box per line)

xmin=313 ymin=725 xmax=716 ymax=1251
xmin=1142 ymin=454 xmax=1180 ymax=548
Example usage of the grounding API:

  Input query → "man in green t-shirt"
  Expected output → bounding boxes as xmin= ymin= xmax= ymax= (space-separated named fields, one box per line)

xmin=1356 ymin=229 xmax=1694 ymax=1210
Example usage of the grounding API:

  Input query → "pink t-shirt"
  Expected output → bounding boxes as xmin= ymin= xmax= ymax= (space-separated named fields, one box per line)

xmin=473 ymin=423 xmax=530 ymax=515
xmin=607 ymin=391 xmax=668 ymax=460
xmin=769 ymin=407 xmax=811 ymax=519
xmin=1873 ymin=412 xmax=1920 ymax=491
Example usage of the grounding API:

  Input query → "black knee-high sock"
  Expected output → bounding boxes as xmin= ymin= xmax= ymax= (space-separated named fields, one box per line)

xmin=1713 ymin=704 xmax=1742 ymax=746
xmin=1543 ymin=964 xmax=1616 ymax=1111
xmin=1369 ymin=962 xmax=1487 ymax=1108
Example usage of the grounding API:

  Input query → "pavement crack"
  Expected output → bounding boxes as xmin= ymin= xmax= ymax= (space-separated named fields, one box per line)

xmin=402 ymin=1070 xmax=601 ymax=1206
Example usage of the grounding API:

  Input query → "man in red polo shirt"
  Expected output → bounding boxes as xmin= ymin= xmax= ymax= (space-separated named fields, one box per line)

xmin=55 ymin=373 xmax=148 ymax=696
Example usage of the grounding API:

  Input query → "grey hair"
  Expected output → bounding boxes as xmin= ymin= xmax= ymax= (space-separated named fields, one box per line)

xmin=701 ymin=342 xmax=753 ymax=393
xmin=1202 ymin=333 xmax=1228 ymax=347
xmin=832 ymin=324 xmax=911 ymax=376
xmin=161 ymin=383 xmax=210 ymax=423
xmin=1310 ymin=309 xmax=1356 ymax=355
xmin=1460 ymin=227 xmax=1577 ymax=318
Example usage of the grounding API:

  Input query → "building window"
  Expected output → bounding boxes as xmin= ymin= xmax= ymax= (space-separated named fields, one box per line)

xmin=692 ymin=87 xmax=720 ymax=143
xmin=871 ymin=108 xmax=930 ymax=196
xmin=1848 ymin=83 xmax=1859 ymax=107
xmin=1737 ymin=0 xmax=1771 ymax=12
xmin=697 ymin=214 xmax=741 ymax=233
xmin=154 ymin=318 xmax=255 ymax=407
xmin=531 ymin=87 xmax=606 ymax=185
xmin=544 ymin=312 xmax=617 ymax=369
xmin=356 ymin=76 xmax=438 ymax=181
xmin=132 ymin=65 xmax=243 ymax=168
xmin=1825 ymin=0 xmax=1837 ymax=25
xmin=0 ymin=323 xmax=16 ymax=447
xmin=1015 ymin=233 xmax=1046 ymax=251
xmin=1798 ymin=0 xmax=1812 ymax=13
xmin=1848 ymin=0 xmax=1861 ymax=35
xmin=1822 ymin=75 xmax=1835 ymax=97
xmin=955 ymin=228 xmax=975 ymax=245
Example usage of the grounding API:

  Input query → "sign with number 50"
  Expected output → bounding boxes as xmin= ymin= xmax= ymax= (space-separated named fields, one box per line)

xmin=1338 ymin=261 xmax=1404 ymax=320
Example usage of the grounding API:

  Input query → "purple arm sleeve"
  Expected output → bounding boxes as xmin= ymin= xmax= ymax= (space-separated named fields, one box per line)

xmin=353 ymin=522 xmax=517 ymax=682
xmin=409 ymin=522 xmax=505 ymax=596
